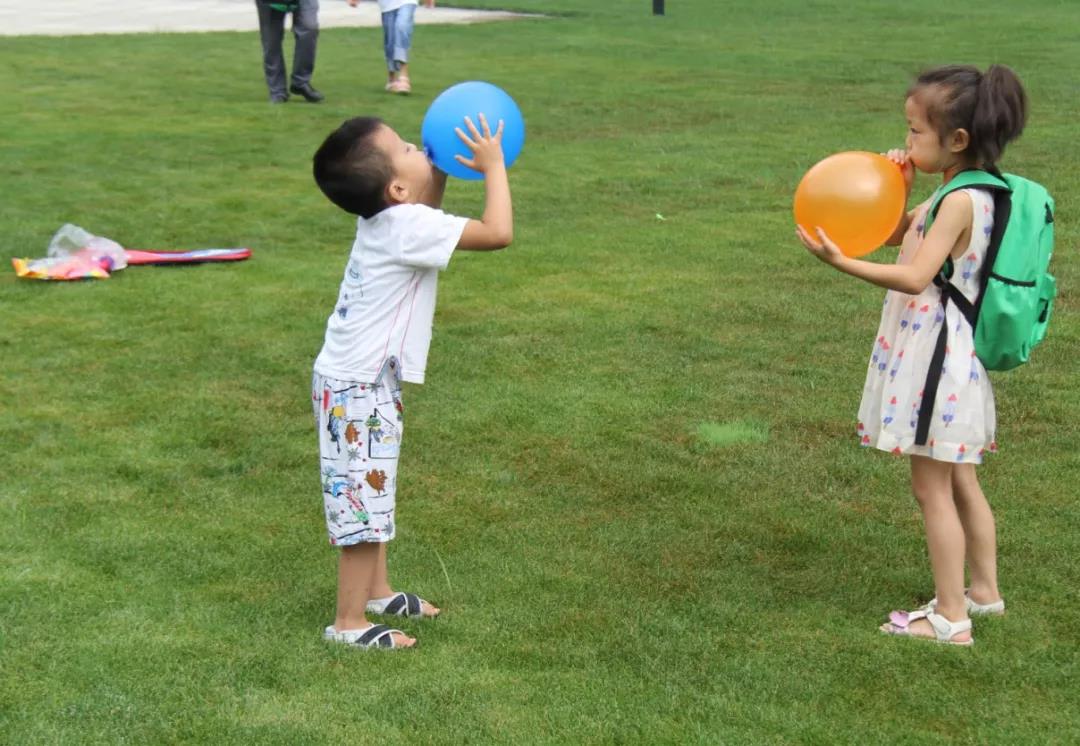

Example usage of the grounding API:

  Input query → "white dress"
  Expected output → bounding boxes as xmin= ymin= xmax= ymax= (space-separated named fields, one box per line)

xmin=856 ymin=188 xmax=997 ymax=464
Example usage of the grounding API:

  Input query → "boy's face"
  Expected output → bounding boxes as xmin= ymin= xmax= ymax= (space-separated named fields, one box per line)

xmin=375 ymin=125 xmax=437 ymax=206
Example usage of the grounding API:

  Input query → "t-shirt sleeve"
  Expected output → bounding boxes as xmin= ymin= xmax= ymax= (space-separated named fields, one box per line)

xmin=395 ymin=204 xmax=469 ymax=270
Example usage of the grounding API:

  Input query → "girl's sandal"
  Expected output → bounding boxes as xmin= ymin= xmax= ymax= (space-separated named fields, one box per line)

xmin=880 ymin=609 xmax=974 ymax=646
xmin=919 ymin=591 xmax=1005 ymax=616
xmin=366 ymin=591 xmax=439 ymax=618
xmin=390 ymin=75 xmax=411 ymax=94
xmin=324 ymin=624 xmax=413 ymax=649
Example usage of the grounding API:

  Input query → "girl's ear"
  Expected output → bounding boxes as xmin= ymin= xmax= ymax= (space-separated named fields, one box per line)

xmin=949 ymin=128 xmax=971 ymax=154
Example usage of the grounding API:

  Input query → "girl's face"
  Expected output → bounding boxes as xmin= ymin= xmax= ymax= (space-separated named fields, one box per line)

xmin=902 ymin=91 xmax=972 ymax=175
xmin=904 ymin=95 xmax=947 ymax=173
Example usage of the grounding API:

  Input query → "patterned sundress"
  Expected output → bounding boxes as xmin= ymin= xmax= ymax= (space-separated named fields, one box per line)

xmin=857 ymin=188 xmax=997 ymax=464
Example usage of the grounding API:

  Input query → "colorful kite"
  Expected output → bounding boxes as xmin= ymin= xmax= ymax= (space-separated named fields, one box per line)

xmin=11 ymin=224 xmax=251 ymax=280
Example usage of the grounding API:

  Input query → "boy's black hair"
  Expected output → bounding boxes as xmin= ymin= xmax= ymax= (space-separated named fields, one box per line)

xmin=908 ymin=64 xmax=1027 ymax=170
xmin=313 ymin=117 xmax=393 ymax=218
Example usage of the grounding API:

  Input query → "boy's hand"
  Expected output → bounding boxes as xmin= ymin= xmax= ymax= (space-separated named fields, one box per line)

xmin=454 ymin=113 xmax=505 ymax=175
xmin=884 ymin=148 xmax=915 ymax=195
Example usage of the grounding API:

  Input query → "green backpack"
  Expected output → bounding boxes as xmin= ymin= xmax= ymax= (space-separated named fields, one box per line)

xmin=914 ymin=168 xmax=1055 ymax=445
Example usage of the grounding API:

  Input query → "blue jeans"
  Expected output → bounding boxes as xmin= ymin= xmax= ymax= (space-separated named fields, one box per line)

xmin=381 ymin=4 xmax=415 ymax=73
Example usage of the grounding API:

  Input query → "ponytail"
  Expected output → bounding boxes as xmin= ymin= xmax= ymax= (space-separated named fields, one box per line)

xmin=971 ymin=65 xmax=1027 ymax=168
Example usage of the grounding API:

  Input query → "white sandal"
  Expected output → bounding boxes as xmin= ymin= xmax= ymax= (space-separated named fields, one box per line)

xmin=324 ymin=624 xmax=412 ymax=649
xmin=880 ymin=609 xmax=974 ymax=646
xmin=919 ymin=591 xmax=1005 ymax=616
xmin=366 ymin=591 xmax=439 ymax=618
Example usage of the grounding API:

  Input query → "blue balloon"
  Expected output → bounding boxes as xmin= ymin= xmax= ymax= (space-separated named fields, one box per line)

xmin=421 ymin=81 xmax=525 ymax=181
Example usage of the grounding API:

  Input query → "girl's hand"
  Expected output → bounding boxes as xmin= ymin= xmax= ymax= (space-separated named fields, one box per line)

xmin=796 ymin=225 xmax=846 ymax=266
xmin=885 ymin=148 xmax=915 ymax=195
xmin=454 ymin=113 xmax=506 ymax=174
xmin=347 ymin=0 xmax=358 ymax=6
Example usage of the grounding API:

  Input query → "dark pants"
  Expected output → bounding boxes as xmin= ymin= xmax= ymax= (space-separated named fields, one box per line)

xmin=255 ymin=0 xmax=319 ymax=97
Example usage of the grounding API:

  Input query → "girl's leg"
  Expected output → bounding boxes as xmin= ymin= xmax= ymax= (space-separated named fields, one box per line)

xmin=952 ymin=463 xmax=1002 ymax=605
xmin=382 ymin=10 xmax=398 ymax=83
xmin=906 ymin=455 xmax=970 ymax=640
xmin=392 ymin=4 xmax=415 ymax=79
xmin=335 ymin=543 xmax=415 ymax=646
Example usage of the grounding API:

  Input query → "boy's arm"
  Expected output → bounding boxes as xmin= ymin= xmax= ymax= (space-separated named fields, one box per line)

xmin=454 ymin=114 xmax=513 ymax=251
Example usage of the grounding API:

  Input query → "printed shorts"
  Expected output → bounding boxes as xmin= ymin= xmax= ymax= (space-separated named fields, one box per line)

xmin=312 ymin=358 xmax=403 ymax=546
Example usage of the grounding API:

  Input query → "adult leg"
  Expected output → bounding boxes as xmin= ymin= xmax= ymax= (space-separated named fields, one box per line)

xmin=335 ymin=543 xmax=414 ymax=646
xmin=904 ymin=455 xmax=970 ymax=640
xmin=291 ymin=0 xmax=320 ymax=89
xmin=255 ymin=0 xmax=288 ymax=99
xmin=952 ymin=463 xmax=1002 ymax=606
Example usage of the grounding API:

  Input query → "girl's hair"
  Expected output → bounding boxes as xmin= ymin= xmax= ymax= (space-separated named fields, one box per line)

xmin=313 ymin=117 xmax=393 ymax=218
xmin=907 ymin=64 xmax=1028 ymax=169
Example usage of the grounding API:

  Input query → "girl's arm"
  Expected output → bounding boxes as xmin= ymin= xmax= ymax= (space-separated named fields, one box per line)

xmin=883 ymin=208 xmax=915 ymax=246
xmin=883 ymin=148 xmax=916 ymax=246
xmin=798 ymin=190 xmax=972 ymax=295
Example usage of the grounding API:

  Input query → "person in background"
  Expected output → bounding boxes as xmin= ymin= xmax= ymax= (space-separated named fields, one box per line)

xmin=349 ymin=0 xmax=435 ymax=94
xmin=255 ymin=0 xmax=324 ymax=103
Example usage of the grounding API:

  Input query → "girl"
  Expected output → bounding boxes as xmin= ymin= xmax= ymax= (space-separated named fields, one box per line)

xmin=349 ymin=0 xmax=435 ymax=94
xmin=797 ymin=65 xmax=1028 ymax=645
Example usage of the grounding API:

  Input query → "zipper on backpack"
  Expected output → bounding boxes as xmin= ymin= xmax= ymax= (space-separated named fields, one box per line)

xmin=989 ymin=272 xmax=1036 ymax=287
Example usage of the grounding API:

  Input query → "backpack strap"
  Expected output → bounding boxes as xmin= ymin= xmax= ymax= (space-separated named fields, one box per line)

xmin=914 ymin=170 xmax=1011 ymax=447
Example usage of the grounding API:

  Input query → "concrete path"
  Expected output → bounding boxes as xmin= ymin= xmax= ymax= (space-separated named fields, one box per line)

xmin=1 ymin=1 xmax=526 ymax=37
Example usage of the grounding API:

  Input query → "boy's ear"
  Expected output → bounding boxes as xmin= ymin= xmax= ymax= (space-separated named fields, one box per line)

xmin=949 ymin=128 xmax=971 ymax=154
xmin=385 ymin=177 xmax=409 ymax=205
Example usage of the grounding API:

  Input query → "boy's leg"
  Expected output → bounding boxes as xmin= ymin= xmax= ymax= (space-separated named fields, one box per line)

xmin=370 ymin=542 xmax=393 ymax=598
xmin=904 ymin=455 xmax=970 ymax=640
xmin=951 ymin=463 xmax=1002 ymax=605
xmin=336 ymin=543 xmax=415 ymax=646
xmin=368 ymin=543 xmax=441 ymax=616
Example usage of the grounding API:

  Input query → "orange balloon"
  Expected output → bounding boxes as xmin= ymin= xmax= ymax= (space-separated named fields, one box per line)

xmin=793 ymin=151 xmax=906 ymax=257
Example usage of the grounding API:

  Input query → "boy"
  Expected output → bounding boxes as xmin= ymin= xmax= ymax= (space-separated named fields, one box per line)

xmin=311 ymin=114 xmax=512 ymax=649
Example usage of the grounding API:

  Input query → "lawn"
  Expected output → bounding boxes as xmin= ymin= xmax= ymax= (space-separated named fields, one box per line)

xmin=2 ymin=0 xmax=1079 ymax=742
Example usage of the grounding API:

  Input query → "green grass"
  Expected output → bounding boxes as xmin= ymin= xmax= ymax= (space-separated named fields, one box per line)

xmin=695 ymin=421 xmax=770 ymax=448
xmin=2 ymin=1 xmax=1080 ymax=742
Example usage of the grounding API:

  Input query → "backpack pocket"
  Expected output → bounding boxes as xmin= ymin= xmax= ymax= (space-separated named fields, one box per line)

xmin=1032 ymin=272 xmax=1057 ymax=349
xmin=975 ymin=270 xmax=1053 ymax=371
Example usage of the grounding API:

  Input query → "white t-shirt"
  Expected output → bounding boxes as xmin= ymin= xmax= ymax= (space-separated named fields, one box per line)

xmin=314 ymin=203 xmax=468 ymax=384
xmin=378 ymin=0 xmax=417 ymax=12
